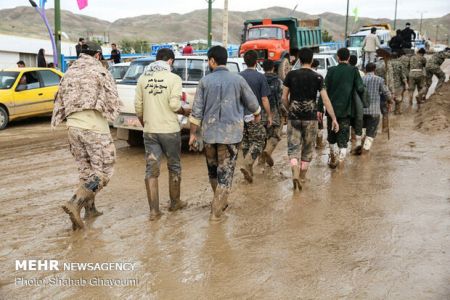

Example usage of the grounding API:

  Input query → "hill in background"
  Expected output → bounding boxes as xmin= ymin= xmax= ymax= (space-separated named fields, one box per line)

xmin=0 ymin=6 xmax=448 ymax=45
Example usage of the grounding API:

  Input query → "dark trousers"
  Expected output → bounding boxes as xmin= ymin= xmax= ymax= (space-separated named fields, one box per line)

xmin=205 ymin=143 xmax=239 ymax=189
xmin=143 ymin=132 xmax=181 ymax=178
xmin=327 ymin=117 xmax=350 ymax=148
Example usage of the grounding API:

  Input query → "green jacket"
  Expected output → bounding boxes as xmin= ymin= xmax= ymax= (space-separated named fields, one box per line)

xmin=324 ymin=63 xmax=365 ymax=118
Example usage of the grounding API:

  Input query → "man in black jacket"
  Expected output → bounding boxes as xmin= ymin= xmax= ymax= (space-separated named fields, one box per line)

xmin=401 ymin=23 xmax=416 ymax=49
xmin=389 ymin=30 xmax=404 ymax=55
xmin=75 ymin=38 xmax=85 ymax=58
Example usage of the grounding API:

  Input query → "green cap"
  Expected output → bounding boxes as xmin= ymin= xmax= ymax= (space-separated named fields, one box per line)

xmin=82 ymin=41 xmax=102 ymax=54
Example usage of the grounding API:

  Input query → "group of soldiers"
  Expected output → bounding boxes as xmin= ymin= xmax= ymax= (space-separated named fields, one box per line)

xmin=51 ymin=39 xmax=449 ymax=230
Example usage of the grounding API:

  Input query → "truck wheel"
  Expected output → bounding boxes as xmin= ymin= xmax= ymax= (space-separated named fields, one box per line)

xmin=127 ymin=130 xmax=143 ymax=147
xmin=0 ymin=106 xmax=9 ymax=130
xmin=278 ymin=57 xmax=291 ymax=81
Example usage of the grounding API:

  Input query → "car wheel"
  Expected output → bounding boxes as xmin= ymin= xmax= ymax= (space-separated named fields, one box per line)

xmin=127 ymin=129 xmax=143 ymax=147
xmin=0 ymin=106 xmax=9 ymax=130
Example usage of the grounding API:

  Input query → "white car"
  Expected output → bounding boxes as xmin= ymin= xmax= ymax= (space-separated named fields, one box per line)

xmin=114 ymin=55 xmax=263 ymax=145
xmin=292 ymin=53 xmax=338 ymax=78
xmin=108 ymin=62 xmax=130 ymax=83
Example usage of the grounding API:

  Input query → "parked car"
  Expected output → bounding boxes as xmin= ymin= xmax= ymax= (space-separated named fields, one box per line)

xmin=0 ymin=67 xmax=63 ymax=129
xmin=292 ymin=53 xmax=338 ymax=78
xmin=114 ymin=55 xmax=262 ymax=145
xmin=109 ymin=62 xmax=130 ymax=83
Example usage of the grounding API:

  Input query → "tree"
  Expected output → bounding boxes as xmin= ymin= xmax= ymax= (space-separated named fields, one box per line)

xmin=119 ymin=39 xmax=151 ymax=54
xmin=322 ymin=30 xmax=334 ymax=42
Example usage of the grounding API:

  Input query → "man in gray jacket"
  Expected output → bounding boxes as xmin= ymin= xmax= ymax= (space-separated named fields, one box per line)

xmin=189 ymin=46 xmax=261 ymax=220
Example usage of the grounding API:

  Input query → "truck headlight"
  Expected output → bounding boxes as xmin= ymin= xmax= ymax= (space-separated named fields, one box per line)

xmin=269 ymin=52 xmax=275 ymax=58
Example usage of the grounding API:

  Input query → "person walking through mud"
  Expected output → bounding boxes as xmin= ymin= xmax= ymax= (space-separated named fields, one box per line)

xmin=259 ymin=59 xmax=284 ymax=167
xmin=424 ymin=49 xmax=450 ymax=97
xmin=408 ymin=48 xmax=427 ymax=104
xmin=357 ymin=63 xmax=392 ymax=155
xmin=51 ymin=41 xmax=121 ymax=230
xmin=239 ymin=50 xmax=272 ymax=183
xmin=324 ymin=48 xmax=365 ymax=168
xmin=135 ymin=48 xmax=191 ymax=220
xmin=283 ymin=47 xmax=338 ymax=190
xmin=189 ymin=46 xmax=261 ymax=220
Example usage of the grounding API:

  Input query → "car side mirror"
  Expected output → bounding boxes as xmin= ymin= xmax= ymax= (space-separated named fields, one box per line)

xmin=241 ymin=33 xmax=245 ymax=43
xmin=16 ymin=84 xmax=27 ymax=92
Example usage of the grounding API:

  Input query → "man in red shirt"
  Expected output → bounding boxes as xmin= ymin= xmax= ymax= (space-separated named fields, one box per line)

xmin=182 ymin=43 xmax=194 ymax=55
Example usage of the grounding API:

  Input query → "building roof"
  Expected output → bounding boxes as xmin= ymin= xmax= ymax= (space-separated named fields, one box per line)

xmin=0 ymin=34 xmax=111 ymax=57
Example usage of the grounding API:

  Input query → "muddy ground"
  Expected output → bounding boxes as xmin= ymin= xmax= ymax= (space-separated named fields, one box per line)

xmin=1 ymin=64 xmax=450 ymax=299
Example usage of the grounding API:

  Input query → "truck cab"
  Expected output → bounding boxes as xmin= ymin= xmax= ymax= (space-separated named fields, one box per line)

xmin=239 ymin=17 xmax=322 ymax=80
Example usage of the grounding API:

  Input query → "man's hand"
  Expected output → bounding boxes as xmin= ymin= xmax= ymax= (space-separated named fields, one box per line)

xmin=182 ymin=107 xmax=192 ymax=117
xmin=188 ymin=133 xmax=197 ymax=151
xmin=331 ymin=118 xmax=339 ymax=132
xmin=253 ymin=114 xmax=261 ymax=123
xmin=317 ymin=112 xmax=323 ymax=123
xmin=267 ymin=115 xmax=273 ymax=127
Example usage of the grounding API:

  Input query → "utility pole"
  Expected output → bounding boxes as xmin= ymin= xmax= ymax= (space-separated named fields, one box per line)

xmin=222 ymin=0 xmax=228 ymax=48
xmin=344 ymin=0 xmax=350 ymax=44
xmin=206 ymin=0 xmax=214 ymax=48
xmin=419 ymin=12 xmax=424 ymax=34
xmin=393 ymin=0 xmax=398 ymax=30
xmin=435 ymin=25 xmax=439 ymax=43
xmin=55 ymin=0 xmax=62 ymax=68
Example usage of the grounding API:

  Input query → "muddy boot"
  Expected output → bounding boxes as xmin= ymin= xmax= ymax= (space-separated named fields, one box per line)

xmin=84 ymin=195 xmax=103 ymax=219
xmin=62 ymin=185 xmax=93 ymax=230
xmin=211 ymin=187 xmax=230 ymax=220
xmin=168 ymin=173 xmax=186 ymax=212
xmin=382 ymin=115 xmax=388 ymax=133
xmin=299 ymin=168 xmax=308 ymax=184
xmin=351 ymin=135 xmax=363 ymax=156
xmin=262 ymin=138 xmax=277 ymax=167
xmin=291 ymin=166 xmax=301 ymax=190
xmin=240 ymin=155 xmax=254 ymax=183
xmin=145 ymin=177 xmax=162 ymax=220
xmin=394 ymin=101 xmax=402 ymax=115
xmin=338 ymin=148 xmax=347 ymax=168
xmin=328 ymin=144 xmax=338 ymax=169
xmin=315 ymin=133 xmax=324 ymax=149
xmin=362 ymin=137 xmax=374 ymax=155
xmin=209 ymin=178 xmax=218 ymax=193
xmin=257 ymin=154 xmax=266 ymax=167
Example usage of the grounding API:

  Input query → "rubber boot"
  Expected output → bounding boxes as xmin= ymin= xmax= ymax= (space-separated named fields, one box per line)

xmin=382 ymin=115 xmax=388 ymax=133
xmin=328 ymin=144 xmax=338 ymax=169
xmin=84 ymin=195 xmax=103 ymax=219
xmin=145 ymin=177 xmax=162 ymax=220
xmin=362 ymin=136 xmax=374 ymax=155
xmin=299 ymin=168 xmax=308 ymax=183
xmin=338 ymin=148 xmax=347 ymax=168
xmin=62 ymin=185 xmax=93 ymax=230
xmin=240 ymin=155 xmax=254 ymax=183
xmin=292 ymin=166 xmax=301 ymax=190
xmin=168 ymin=173 xmax=187 ymax=212
xmin=211 ymin=186 xmax=229 ymax=220
xmin=262 ymin=138 xmax=277 ymax=167
xmin=209 ymin=178 xmax=218 ymax=193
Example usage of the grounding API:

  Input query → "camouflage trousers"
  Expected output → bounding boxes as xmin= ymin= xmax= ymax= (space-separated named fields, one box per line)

xmin=409 ymin=70 xmax=426 ymax=100
xmin=68 ymin=127 xmax=115 ymax=190
xmin=242 ymin=121 xmax=266 ymax=160
xmin=205 ymin=143 xmax=239 ymax=189
xmin=287 ymin=120 xmax=318 ymax=162
xmin=426 ymin=65 xmax=446 ymax=91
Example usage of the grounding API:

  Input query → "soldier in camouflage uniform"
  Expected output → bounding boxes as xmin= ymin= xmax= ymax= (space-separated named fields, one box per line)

xmin=375 ymin=49 xmax=395 ymax=131
xmin=399 ymin=52 xmax=412 ymax=103
xmin=239 ymin=50 xmax=272 ymax=183
xmin=51 ymin=41 xmax=121 ymax=230
xmin=408 ymin=48 xmax=427 ymax=104
xmin=386 ymin=53 xmax=408 ymax=115
xmin=425 ymin=49 xmax=450 ymax=96
xmin=259 ymin=59 xmax=284 ymax=167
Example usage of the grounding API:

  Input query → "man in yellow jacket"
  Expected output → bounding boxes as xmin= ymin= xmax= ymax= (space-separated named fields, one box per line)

xmin=135 ymin=48 xmax=191 ymax=220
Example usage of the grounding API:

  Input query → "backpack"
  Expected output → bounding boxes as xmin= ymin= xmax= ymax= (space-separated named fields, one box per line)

xmin=266 ymin=75 xmax=282 ymax=109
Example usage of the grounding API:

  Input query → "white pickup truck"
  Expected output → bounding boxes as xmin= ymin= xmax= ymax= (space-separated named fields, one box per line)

xmin=113 ymin=55 xmax=263 ymax=145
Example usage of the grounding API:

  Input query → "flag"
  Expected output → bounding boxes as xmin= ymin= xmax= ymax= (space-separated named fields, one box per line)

xmin=77 ymin=0 xmax=88 ymax=10
xmin=353 ymin=7 xmax=359 ymax=22
xmin=39 ymin=0 xmax=46 ymax=8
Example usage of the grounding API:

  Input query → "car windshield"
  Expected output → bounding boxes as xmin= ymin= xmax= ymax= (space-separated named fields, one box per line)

xmin=315 ymin=58 xmax=326 ymax=70
xmin=349 ymin=36 xmax=365 ymax=47
xmin=109 ymin=66 xmax=129 ymax=80
xmin=122 ymin=60 xmax=153 ymax=83
xmin=248 ymin=27 xmax=282 ymax=40
xmin=0 ymin=71 xmax=19 ymax=89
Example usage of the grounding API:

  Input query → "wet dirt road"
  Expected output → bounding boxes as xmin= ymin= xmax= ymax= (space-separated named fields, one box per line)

xmin=1 ymin=76 xmax=450 ymax=299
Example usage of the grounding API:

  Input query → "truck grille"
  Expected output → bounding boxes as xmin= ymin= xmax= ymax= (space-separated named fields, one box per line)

xmin=255 ymin=50 xmax=267 ymax=60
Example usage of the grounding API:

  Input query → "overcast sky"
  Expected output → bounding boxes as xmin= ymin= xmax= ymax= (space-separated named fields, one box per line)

xmin=1 ymin=0 xmax=449 ymax=21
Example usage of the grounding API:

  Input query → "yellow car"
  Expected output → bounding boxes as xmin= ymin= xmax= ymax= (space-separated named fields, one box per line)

xmin=0 ymin=67 xmax=63 ymax=129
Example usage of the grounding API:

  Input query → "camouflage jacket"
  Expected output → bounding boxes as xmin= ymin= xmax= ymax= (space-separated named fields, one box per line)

xmin=375 ymin=60 xmax=386 ymax=78
xmin=51 ymin=54 xmax=122 ymax=128
xmin=399 ymin=55 xmax=411 ymax=78
xmin=426 ymin=51 xmax=450 ymax=68
xmin=386 ymin=59 xmax=406 ymax=89
xmin=409 ymin=54 xmax=427 ymax=70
